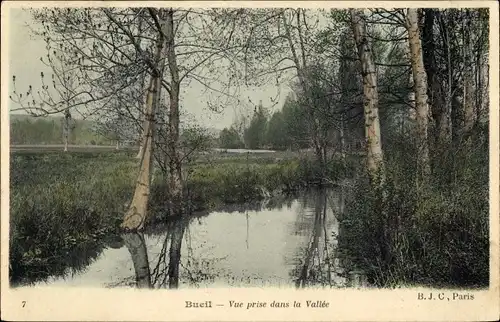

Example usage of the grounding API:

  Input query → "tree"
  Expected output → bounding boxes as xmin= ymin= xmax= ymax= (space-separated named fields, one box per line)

xmin=61 ymin=109 xmax=74 ymax=151
xmin=244 ymin=101 xmax=268 ymax=149
xmin=266 ymin=111 xmax=288 ymax=150
xmin=232 ymin=9 xmax=333 ymax=159
xmin=281 ymin=95 xmax=309 ymax=149
xmin=405 ymin=8 xmax=431 ymax=181
xmin=350 ymin=9 xmax=385 ymax=181
xmin=219 ymin=127 xmax=244 ymax=149
xmin=11 ymin=7 xmax=246 ymax=228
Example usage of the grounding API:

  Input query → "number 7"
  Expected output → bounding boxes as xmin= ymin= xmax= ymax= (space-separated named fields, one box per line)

xmin=22 ymin=301 xmax=26 ymax=307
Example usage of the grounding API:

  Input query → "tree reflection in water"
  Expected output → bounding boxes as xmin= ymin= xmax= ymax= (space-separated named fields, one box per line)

xmin=122 ymin=232 xmax=152 ymax=288
xmin=122 ymin=217 xmax=189 ymax=289
xmin=294 ymin=187 xmax=348 ymax=288
xmin=121 ymin=188 xmax=359 ymax=289
xmin=123 ymin=202 xmax=276 ymax=289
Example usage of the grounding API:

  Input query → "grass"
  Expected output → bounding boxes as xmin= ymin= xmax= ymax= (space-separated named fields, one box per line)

xmin=336 ymin=129 xmax=489 ymax=288
xmin=10 ymin=152 xmax=136 ymax=285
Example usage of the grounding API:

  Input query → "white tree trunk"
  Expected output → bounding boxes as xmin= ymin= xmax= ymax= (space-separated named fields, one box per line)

xmin=122 ymin=12 xmax=169 ymax=230
xmin=121 ymin=76 xmax=158 ymax=231
xmin=406 ymin=8 xmax=431 ymax=180
xmin=135 ymin=145 xmax=143 ymax=159
xmin=350 ymin=9 xmax=385 ymax=181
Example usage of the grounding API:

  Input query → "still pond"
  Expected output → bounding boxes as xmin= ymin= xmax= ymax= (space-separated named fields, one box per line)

xmin=22 ymin=188 xmax=364 ymax=289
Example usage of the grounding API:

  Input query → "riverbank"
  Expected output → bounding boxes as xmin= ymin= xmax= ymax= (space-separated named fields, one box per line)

xmin=9 ymin=151 xmax=358 ymax=285
xmin=337 ymin=132 xmax=489 ymax=288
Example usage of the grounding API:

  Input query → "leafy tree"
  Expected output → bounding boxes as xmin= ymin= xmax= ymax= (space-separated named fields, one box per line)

xmin=266 ymin=111 xmax=289 ymax=150
xmin=244 ymin=102 xmax=268 ymax=149
xmin=281 ymin=95 xmax=309 ymax=149
xmin=219 ymin=127 xmax=244 ymax=149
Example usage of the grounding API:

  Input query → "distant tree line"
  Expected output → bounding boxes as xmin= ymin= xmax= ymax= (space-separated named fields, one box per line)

xmin=9 ymin=116 xmax=113 ymax=145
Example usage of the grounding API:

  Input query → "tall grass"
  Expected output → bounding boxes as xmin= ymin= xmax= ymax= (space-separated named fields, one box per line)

xmin=337 ymin=128 xmax=489 ymax=288
xmin=10 ymin=152 xmax=136 ymax=285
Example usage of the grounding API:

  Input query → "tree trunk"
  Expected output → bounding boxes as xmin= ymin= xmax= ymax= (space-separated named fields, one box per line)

xmin=424 ymin=10 xmax=451 ymax=148
xmin=135 ymin=145 xmax=143 ymax=159
xmin=440 ymin=12 xmax=453 ymax=147
xmin=350 ymin=9 xmax=384 ymax=182
xmin=122 ymin=232 xmax=152 ymax=288
xmin=63 ymin=109 xmax=70 ymax=152
xmin=121 ymin=76 xmax=158 ymax=231
xmin=165 ymin=9 xmax=183 ymax=217
xmin=406 ymin=8 xmax=431 ymax=181
xmin=135 ymin=12 xmax=147 ymax=160
xmin=463 ymin=10 xmax=475 ymax=133
xmin=463 ymin=68 xmax=475 ymax=133
xmin=135 ymin=73 xmax=147 ymax=159
xmin=478 ymin=51 xmax=489 ymax=123
xmin=339 ymin=120 xmax=346 ymax=164
xmin=122 ymin=10 xmax=170 ymax=230
xmin=167 ymin=219 xmax=187 ymax=289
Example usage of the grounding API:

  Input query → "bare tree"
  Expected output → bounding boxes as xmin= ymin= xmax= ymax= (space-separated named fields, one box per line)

xmin=11 ymin=7 xmax=247 ymax=228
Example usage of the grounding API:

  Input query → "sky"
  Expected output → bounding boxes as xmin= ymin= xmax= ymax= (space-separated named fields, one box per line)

xmin=6 ymin=7 xmax=293 ymax=130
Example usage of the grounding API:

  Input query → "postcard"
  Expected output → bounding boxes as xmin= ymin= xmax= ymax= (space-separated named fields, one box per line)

xmin=1 ymin=1 xmax=499 ymax=321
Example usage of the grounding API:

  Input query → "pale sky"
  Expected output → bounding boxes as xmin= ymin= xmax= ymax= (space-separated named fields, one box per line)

xmin=6 ymin=8 xmax=292 ymax=130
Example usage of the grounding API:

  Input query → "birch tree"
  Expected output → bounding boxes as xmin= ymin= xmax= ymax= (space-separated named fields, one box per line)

xmin=350 ymin=9 xmax=385 ymax=180
xmin=405 ymin=8 xmax=431 ymax=180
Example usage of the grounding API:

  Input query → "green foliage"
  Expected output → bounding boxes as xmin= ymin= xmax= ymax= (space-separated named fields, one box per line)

xmin=244 ymin=103 xmax=269 ymax=149
xmin=280 ymin=96 xmax=309 ymax=149
xmin=180 ymin=126 xmax=216 ymax=157
xmin=337 ymin=129 xmax=489 ymax=288
xmin=10 ymin=152 xmax=136 ymax=285
xmin=219 ymin=126 xmax=244 ymax=149
xmin=265 ymin=111 xmax=289 ymax=150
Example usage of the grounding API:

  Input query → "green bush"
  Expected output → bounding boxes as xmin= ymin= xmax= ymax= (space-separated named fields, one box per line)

xmin=337 ymin=132 xmax=489 ymax=288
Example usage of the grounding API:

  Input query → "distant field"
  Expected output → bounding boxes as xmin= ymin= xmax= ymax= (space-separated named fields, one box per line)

xmin=10 ymin=145 xmax=139 ymax=153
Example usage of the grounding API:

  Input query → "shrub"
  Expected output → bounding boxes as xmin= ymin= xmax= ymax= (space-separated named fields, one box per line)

xmin=337 ymin=131 xmax=489 ymax=288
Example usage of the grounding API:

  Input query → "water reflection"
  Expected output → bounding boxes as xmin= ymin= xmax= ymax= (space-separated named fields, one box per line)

xmin=26 ymin=188 xmax=359 ymax=289
xmin=122 ymin=232 xmax=152 ymax=288
xmin=295 ymin=188 xmax=329 ymax=288
xmin=150 ymin=218 xmax=188 ymax=288
xmin=289 ymin=187 xmax=347 ymax=288
xmin=120 ymin=188 xmax=349 ymax=289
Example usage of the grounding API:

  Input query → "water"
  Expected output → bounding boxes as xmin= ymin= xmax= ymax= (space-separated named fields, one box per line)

xmin=212 ymin=148 xmax=276 ymax=154
xmin=30 ymin=188 xmax=358 ymax=289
